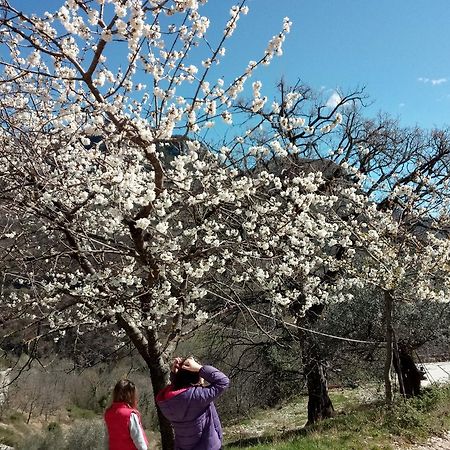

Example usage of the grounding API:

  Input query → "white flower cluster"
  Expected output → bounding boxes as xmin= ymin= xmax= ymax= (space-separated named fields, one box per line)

xmin=251 ymin=80 xmax=267 ymax=113
xmin=1 ymin=0 xmax=449 ymax=350
xmin=320 ymin=112 xmax=343 ymax=134
xmin=264 ymin=17 xmax=292 ymax=63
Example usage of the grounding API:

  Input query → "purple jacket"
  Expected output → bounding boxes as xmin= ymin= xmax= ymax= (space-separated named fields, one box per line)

xmin=156 ymin=365 xmax=229 ymax=450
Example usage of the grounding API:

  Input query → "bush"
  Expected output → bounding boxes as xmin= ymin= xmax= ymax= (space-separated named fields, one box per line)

xmin=382 ymin=386 xmax=450 ymax=440
xmin=386 ymin=403 xmax=424 ymax=434
xmin=64 ymin=420 xmax=105 ymax=450
xmin=0 ymin=426 xmax=19 ymax=447
xmin=17 ymin=419 xmax=105 ymax=450
xmin=410 ymin=386 xmax=449 ymax=412
xmin=17 ymin=425 xmax=64 ymax=450
xmin=67 ymin=405 xmax=98 ymax=420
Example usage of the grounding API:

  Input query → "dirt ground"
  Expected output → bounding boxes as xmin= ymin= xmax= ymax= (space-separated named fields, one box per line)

xmin=399 ymin=432 xmax=450 ymax=450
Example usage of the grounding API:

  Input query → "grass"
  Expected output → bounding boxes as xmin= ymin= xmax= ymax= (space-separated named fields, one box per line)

xmin=0 ymin=425 xmax=20 ymax=447
xmin=224 ymin=386 xmax=450 ymax=450
xmin=0 ymin=411 xmax=32 ymax=447
xmin=2 ymin=384 xmax=450 ymax=449
xmin=224 ymin=385 xmax=376 ymax=444
xmin=66 ymin=405 xmax=98 ymax=420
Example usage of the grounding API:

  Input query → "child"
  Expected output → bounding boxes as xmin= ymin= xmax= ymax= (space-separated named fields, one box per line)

xmin=156 ymin=357 xmax=229 ymax=450
xmin=104 ymin=379 xmax=149 ymax=450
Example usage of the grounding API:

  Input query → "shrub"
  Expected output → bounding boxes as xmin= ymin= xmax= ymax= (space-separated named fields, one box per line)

xmin=0 ymin=426 xmax=20 ymax=447
xmin=64 ymin=420 xmax=105 ymax=450
xmin=17 ymin=425 xmax=64 ymax=450
xmin=17 ymin=419 xmax=105 ymax=450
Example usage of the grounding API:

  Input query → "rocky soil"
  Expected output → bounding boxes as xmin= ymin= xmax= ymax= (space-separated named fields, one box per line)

xmin=399 ymin=432 xmax=450 ymax=450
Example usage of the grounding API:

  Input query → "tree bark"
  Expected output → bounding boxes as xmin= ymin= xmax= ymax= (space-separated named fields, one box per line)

xmin=393 ymin=343 xmax=425 ymax=398
xmin=295 ymin=303 xmax=335 ymax=425
xmin=117 ymin=314 xmax=175 ymax=450
xmin=147 ymin=357 xmax=174 ymax=450
xmin=305 ymin=347 xmax=334 ymax=425
xmin=384 ymin=290 xmax=394 ymax=405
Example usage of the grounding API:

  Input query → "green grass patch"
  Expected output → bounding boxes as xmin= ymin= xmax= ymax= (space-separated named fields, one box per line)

xmin=224 ymin=386 xmax=376 ymax=445
xmin=66 ymin=405 xmax=98 ymax=420
xmin=6 ymin=411 xmax=26 ymax=424
xmin=0 ymin=425 xmax=20 ymax=447
xmin=225 ymin=386 xmax=450 ymax=450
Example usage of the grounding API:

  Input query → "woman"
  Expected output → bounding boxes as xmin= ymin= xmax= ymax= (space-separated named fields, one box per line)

xmin=104 ymin=379 xmax=149 ymax=450
xmin=156 ymin=357 xmax=229 ymax=450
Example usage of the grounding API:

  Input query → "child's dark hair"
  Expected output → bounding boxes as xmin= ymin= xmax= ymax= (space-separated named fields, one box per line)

xmin=113 ymin=379 xmax=137 ymax=407
xmin=172 ymin=358 xmax=201 ymax=389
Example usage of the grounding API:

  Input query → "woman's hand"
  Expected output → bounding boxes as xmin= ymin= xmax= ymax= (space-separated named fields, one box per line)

xmin=171 ymin=357 xmax=183 ymax=373
xmin=181 ymin=357 xmax=203 ymax=373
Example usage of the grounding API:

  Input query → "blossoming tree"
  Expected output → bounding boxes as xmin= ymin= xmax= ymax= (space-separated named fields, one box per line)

xmin=0 ymin=0 xmax=381 ymax=445
xmin=239 ymin=80 xmax=450 ymax=417
xmin=2 ymin=1 xmax=449 ymax=445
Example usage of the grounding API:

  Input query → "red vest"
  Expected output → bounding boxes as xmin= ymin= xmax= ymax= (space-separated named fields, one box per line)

xmin=104 ymin=402 xmax=148 ymax=450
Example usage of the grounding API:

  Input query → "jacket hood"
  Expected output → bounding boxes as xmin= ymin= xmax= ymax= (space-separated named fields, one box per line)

xmin=156 ymin=385 xmax=189 ymax=402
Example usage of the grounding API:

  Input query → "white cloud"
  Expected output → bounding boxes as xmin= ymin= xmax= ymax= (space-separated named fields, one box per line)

xmin=418 ymin=77 xmax=447 ymax=86
xmin=431 ymin=78 xmax=447 ymax=85
xmin=326 ymin=91 xmax=341 ymax=108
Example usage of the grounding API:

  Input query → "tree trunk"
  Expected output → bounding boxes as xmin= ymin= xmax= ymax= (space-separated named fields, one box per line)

xmin=296 ymin=303 xmax=334 ymax=425
xmin=117 ymin=315 xmax=175 ymax=450
xmin=384 ymin=290 xmax=394 ymax=405
xmin=305 ymin=351 xmax=334 ymax=425
xmin=146 ymin=330 xmax=175 ymax=450
xmin=147 ymin=358 xmax=174 ymax=450
xmin=393 ymin=344 xmax=425 ymax=398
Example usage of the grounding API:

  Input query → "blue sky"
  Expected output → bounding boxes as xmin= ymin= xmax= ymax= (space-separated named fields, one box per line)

xmin=203 ymin=0 xmax=450 ymax=129
xmin=12 ymin=0 xmax=450 ymax=129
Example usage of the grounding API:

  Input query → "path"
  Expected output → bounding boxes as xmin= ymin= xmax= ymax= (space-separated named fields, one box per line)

xmin=421 ymin=362 xmax=450 ymax=386
xmin=400 ymin=432 xmax=450 ymax=450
